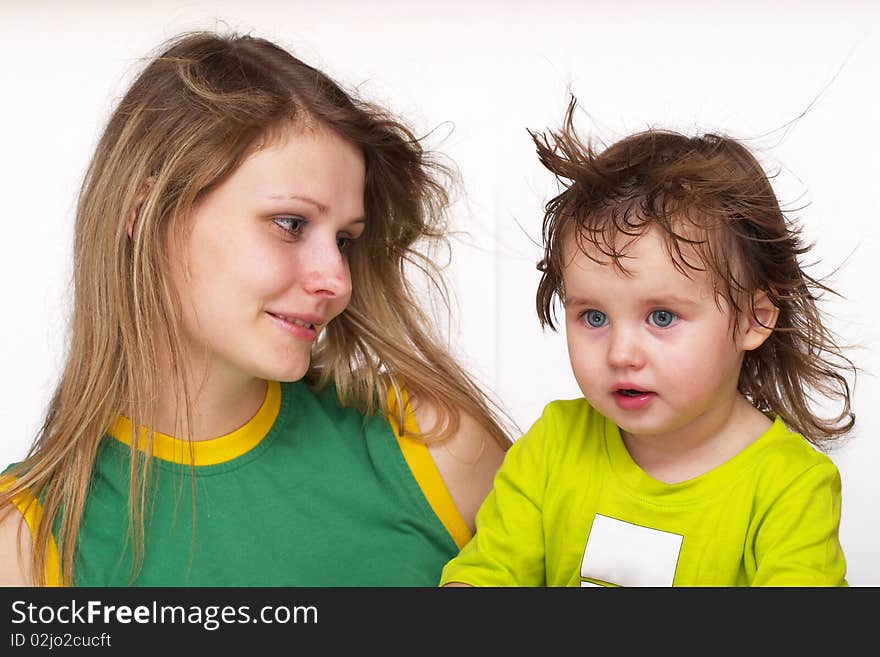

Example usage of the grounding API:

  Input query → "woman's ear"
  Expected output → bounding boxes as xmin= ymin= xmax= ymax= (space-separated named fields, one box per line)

xmin=127 ymin=177 xmax=155 ymax=238
xmin=740 ymin=290 xmax=780 ymax=351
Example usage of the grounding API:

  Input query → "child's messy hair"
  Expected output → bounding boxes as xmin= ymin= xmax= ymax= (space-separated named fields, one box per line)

xmin=530 ymin=97 xmax=855 ymax=448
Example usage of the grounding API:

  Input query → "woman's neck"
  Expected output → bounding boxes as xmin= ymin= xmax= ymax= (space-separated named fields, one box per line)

xmin=152 ymin=362 xmax=269 ymax=441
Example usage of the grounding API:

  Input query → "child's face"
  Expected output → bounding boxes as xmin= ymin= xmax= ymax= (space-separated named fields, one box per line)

xmin=165 ymin=121 xmax=366 ymax=387
xmin=562 ymin=225 xmax=751 ymax=444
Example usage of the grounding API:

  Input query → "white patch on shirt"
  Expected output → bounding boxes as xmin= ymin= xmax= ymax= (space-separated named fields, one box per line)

xmin=580 ymin=514 xmax=683 ymax=587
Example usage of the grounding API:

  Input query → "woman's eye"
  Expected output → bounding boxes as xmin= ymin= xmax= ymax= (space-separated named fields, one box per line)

xmin=273 ymin=216 xmax=305 ymax=237
xmin=336 ymin=234 xmax=354 ymax=253
xmin=648 ymin=309 xmax=677 ymax=328
xmin=583 ymin=309 xmax=608 ymax=328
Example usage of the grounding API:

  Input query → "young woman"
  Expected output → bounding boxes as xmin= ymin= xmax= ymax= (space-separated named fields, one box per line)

xmin=0 ymin=31 xmax=512 ymax=586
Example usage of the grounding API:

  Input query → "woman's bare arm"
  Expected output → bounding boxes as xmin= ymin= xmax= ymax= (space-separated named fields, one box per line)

xmin=412 ymin=397 xmax=507 ymax=534
xmin=0 ymin=505 xmax=34 ymax=586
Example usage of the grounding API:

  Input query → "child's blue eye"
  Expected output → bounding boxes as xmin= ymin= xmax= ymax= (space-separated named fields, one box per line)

xmin=648 ymin=309 xmax=677 ymax=328
xmin=273 ymin=216 xmax=305 ymax=237
xmin=583 ymin=309 xmax=608 ymax=328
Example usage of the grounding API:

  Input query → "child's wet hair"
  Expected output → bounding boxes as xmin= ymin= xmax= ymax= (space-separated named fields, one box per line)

xmin=530 ymin=97 xmax=855 ymax=447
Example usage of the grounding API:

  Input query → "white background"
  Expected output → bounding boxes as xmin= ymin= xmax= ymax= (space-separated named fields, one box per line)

xmin=1 ymin=1 xmax=877 ymax=585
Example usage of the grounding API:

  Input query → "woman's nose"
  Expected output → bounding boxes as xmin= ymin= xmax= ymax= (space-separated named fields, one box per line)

xmin=301 ymin=237 xmax=351 ymax=299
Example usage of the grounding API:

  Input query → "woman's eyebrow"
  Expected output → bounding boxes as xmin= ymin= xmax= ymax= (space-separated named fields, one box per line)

xmin=266 ymin=193 xmax=366 ymax=224
xmin=266 ymin=192 xmax=326 ymax=211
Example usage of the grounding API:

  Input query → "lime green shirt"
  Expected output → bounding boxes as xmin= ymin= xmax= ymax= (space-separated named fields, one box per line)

xmin=441 ymin=398 xmax=847 ymax=587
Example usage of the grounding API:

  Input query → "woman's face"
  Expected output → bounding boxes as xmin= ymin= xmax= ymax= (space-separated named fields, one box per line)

xmin=167 ymin=122 xmax=366 ymax=388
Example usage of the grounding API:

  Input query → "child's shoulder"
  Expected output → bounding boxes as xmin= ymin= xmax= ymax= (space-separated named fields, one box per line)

xmin=507 ymin=397 xmax=607 ymax=467
xmin=753 ymin=416 xmax=841 ymax=480
xmin=536 ymin=396 xmax=602 ymax=425
xmin=520 ymin=397 xmax=607 ymax=446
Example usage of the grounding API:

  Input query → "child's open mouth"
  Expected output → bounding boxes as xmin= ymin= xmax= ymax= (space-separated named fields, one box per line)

xmin=613 ymin=388 xmax=656 ymax=410
xmin=618 ymin=389 xmax=648 ymax=397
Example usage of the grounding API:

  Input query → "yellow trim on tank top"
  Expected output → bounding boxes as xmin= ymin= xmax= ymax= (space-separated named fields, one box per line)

xmin=387 ymin=385 xmax=472 ymax=550
xmin=5 ymin=379 xmax=467 ymax=584
xmin=108 ymin=380 xmax=281 ymax=465
xmin=0 ymin=475 xmax=62 ymax=586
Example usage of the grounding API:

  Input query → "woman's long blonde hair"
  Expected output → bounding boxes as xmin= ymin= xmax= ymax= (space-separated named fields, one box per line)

xmin=2 ymin=31 xmax=511 ymax=586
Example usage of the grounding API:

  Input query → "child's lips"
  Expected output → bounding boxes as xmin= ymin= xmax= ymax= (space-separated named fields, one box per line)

xmin=612 ymin=389 xmax=656 ymax=410
xmin=616 ymin=388 xmax=651 ymax=397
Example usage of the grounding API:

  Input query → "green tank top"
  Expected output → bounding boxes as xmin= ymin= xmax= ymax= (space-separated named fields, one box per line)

xmin=13 ymin=380 xmax=469 ymax=586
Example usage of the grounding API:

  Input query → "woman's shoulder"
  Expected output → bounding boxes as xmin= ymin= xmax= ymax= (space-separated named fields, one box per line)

xmin=410 ymin=395 xmax=508 ymax=535
xmin=0 ymin=501 xmax=33 ymax=585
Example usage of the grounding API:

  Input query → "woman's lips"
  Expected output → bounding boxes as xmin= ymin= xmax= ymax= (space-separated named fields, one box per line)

xmin=266 ymin=311 xmax=318 ymax=340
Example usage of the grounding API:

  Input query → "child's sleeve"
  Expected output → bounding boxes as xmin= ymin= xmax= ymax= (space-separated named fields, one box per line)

xmin=439 ymin=406 xmax=556 ymax=587
xmin=751 ymin=459 xmax=848 ymax=586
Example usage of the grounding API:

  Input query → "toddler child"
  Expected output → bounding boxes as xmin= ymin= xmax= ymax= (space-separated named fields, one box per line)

xmin=440 ymin=101 xmax=855 ymax=586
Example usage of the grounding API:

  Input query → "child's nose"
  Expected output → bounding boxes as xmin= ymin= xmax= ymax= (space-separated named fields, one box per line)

xmin=607 ymin=326 xmax=646 ymax=369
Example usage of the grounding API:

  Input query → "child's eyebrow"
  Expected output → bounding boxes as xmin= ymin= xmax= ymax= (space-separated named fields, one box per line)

xmin=564 ymin=294 xmax=699 ymax=308
xmin=641 ymin=295 xmax=699 ymax=308
xmin=563 ymin=296 xmax=597 ymax=308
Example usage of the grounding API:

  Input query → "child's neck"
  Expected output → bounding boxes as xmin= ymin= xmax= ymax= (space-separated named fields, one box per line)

xmin=620 ymin=395 xmax=772 ymax=484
